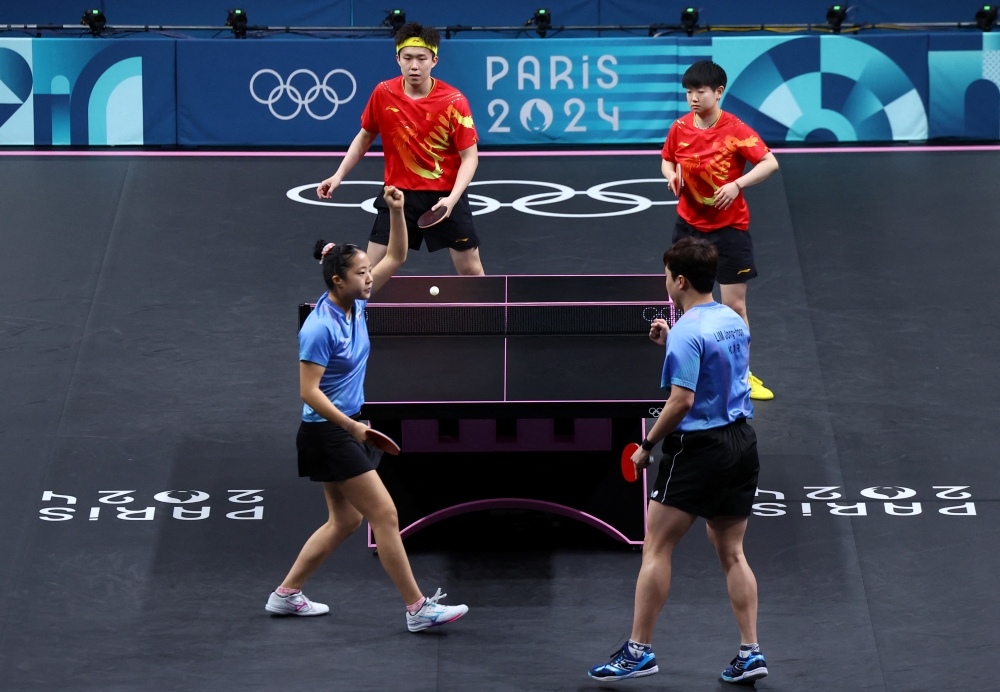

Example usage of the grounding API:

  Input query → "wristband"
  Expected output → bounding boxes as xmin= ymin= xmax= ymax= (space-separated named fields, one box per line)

xmin=640 ymin=438 xmax=656 ymax=452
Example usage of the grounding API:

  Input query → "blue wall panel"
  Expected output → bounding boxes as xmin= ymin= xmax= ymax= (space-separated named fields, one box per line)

xmin=2 ymin=32 xmax=998 ymax=145
xmin=600 ymin=0 xmax=834 ymax=26
xmin=0 ymin=0 xmax=352 ymax=26
xmin=176 ymin=40 xmax=389 ymax=146
xmin=928 ymin=34 xmax=1000 ymax=139
xmin=718 ymin=34 xmax=930 ymax=143
xmin=433 ymin=38 xmax=707 ymax=145
xmin=0 ymin=38 xmax=175 ymax=145
xmin=102 ymin=0 xmax=353 ymax=28
xmin=350 ymin=0 xmax=600 ymax=31
xmin=0 ymin=0 xmax=988 ymax=27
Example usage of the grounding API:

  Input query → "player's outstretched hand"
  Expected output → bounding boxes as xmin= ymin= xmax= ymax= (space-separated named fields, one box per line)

xmin=383 ymin=185 xmax=405 ymax=209
xmin=317 ymin=177 xmax=341 ymax=199
xmin=714 ymin=181 xmax=741 ymax=210
xmin=649 ymin=318 xmax=669 ymax=345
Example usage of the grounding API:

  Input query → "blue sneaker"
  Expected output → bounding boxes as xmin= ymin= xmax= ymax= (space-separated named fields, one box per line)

xmin=588 ymin=641 xmax=658 ymax=681
xmin=721 ymin=650 xmax=768 ymax=683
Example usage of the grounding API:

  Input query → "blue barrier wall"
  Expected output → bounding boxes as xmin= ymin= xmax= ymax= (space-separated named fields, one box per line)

xmin=1 ymin=34 xmax=999 ymax=146
xmin=0 ymin=38 xmax=175 ymax=145
xmin=177 ymin=33 xmax=1000 ymax=146
xmin=176 ymin=40 xmax=376 ymax=146
xmin=0 ymin=1 xmax=983 ymax=28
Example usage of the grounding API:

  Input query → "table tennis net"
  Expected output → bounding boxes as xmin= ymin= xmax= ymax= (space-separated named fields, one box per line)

xmin=363 ymin=304 xmax=680 ymax=336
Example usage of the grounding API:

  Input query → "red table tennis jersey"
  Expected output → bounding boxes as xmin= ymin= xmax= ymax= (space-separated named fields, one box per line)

xmin=661 ymin=111 xmax=769 ymax=231
xmin=361 ymin=77 xmax=478 ymax=192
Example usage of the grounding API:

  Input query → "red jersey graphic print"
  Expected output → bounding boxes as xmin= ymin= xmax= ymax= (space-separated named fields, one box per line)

xmin=361 ymin=77 xmax=478 ymax=191
xmin=661 ymin=111 xmax=769 ymax=231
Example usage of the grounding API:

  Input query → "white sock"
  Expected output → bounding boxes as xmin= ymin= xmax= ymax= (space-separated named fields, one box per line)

xmin=627 ymin=640 xmax=651 ymax=658
xmin=738 ymin=643 xmax=759 ymax=658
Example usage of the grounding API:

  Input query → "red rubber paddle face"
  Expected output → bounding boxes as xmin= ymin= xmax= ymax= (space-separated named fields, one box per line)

xmin=365 ymin=429 xmax=401 ymax=456
xmin=417 ymin=205 xmax=448 ymax=228
xmin=621 ymin=443 xmax=640 ymax=482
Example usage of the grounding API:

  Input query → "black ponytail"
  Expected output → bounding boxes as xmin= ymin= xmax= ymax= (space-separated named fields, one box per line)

xmin=313 ymin=239 xmax=361 ymax=291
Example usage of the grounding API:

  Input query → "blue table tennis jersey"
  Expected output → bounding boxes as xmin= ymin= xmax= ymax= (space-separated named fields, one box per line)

xmin=660 ymin=301 xmax=753 ymax=432
xmin=298 ymin=293 xmax=370 ymax=422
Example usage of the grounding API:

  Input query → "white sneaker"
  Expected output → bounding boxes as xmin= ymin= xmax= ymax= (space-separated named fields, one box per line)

xmin=406 ymin=588 xmax=468 ymax=632
xmin=265 ymin=590 xmax=330 ymax=616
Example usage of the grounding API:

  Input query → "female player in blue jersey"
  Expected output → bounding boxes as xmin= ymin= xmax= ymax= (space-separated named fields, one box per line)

xmin=265 ymin=185 xmax=468 ymax=632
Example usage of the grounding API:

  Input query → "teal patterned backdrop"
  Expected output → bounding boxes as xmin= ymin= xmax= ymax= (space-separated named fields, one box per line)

xmin=0 ymin=38 xmax=175 ymax=145
xmin=0 ymin=34 xmax=997 ymax=146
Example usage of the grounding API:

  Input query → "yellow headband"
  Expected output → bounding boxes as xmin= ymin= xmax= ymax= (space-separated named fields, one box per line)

xmin=395 ymin=37 xmax=438 ymax=55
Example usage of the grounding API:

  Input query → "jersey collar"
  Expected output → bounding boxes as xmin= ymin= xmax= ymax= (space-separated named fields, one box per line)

xmin=399 ymin=75 xmax=436 ymax=101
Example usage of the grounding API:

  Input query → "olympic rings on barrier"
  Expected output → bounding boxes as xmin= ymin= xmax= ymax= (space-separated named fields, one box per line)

xmin=250 ymin=69 xmax=357 ymax=121
xmin=286 ymin=179 xmax=678 ymax=218
xmin=642 ymin=306 xmax=674 ymax=322
xmin=649 ymin=407 xmax=663 ymax=418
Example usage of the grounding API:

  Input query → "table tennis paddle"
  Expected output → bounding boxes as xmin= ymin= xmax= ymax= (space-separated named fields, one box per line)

xmin=365 ymin=428 xmax=401 ymax=456
xmin=621 ymin=443 xmax=640 ymax=483
xmin=417 ymin=205 xmax=448 ymax=229
xmin=675 ymin=164 xmax=684 ymax=194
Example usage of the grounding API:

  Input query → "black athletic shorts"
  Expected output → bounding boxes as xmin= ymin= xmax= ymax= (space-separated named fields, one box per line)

xmin=650 ymin=418 xmax=759 ymax=519
xmin=673 ymin=218 xmax=757 ymax=284
xmin=296 ymin=417 xmax=383 ymax=482
xmin=371 ymin=189 xmax=479 ymax=253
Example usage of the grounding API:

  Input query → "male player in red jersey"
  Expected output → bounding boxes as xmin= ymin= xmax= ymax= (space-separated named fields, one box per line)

xmin=317 ymin=23 xmax=484 ymax=275
xmin=661 ymin=60 xmax=780 ymax=400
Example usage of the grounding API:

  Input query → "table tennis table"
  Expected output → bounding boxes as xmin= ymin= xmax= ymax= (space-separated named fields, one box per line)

xmin=299 ymin=275 xmax=679 ymax=546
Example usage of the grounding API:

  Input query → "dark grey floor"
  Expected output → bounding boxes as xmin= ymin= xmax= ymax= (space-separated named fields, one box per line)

xmin=0 ymin=151 xmax=997 ymax=691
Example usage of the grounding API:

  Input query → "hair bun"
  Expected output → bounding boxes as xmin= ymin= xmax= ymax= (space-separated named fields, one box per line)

xmin=312 ymin=239 xmax=328 ymax=260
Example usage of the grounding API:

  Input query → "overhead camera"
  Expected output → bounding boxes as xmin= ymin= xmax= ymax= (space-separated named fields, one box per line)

xmin=529 ymin=8 xmax=552 ymax=38
xmin=227 ymin=9 xmax=248 ymax=39
xmin=384 ymin=9 xmax=406 ymax=33
xmin=81 ymin=8 xmax=106 ymax=36
xmin=826 ymin=4 xmax=848 ymax=33
xmin=976 ymin=4 xmax=998 ymax=31
xmin=680 ymin=7 xmax=699 ymax=36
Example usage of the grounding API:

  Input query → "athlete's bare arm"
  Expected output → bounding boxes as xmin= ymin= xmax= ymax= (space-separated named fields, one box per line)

xmin=317 ymin=128 xmax=378 ymax=199
xmin=630 ymin=385 xmax=694 ymax=474
xmin=299 ymin=361 xmax=369 ymax=443
xmin=714 ymin=152 xmax=779 ymax=210
xmin=371 ymin=186 xmax=408 ymax=293
xmin=431 ymin=143 xmax=478 ymax=219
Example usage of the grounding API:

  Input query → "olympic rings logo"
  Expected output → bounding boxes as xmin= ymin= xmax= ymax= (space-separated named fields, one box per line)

xmin=642 ymin=307 xmax=674 ymax=322
xmin=286 ymin=179 xmax=678 ymax=218
xmin=250 ymin=69 xmax=357 ymax=121
xmin=649 ymin=407 xmax=663 ymax=418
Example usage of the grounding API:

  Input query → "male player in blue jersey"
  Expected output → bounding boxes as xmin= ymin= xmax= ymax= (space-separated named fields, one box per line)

xmin=588 ymin=237 xmax=767 ymax=685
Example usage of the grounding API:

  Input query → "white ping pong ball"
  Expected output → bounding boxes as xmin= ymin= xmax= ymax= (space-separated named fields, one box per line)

xmin=429 ymin=286 xmax=440 ymax=296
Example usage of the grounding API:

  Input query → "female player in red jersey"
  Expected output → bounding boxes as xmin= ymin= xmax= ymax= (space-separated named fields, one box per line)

xmin=265 ymin=186 xmax=468 ymax=633
xmin=661 ymin=60 xmax=780 ymax=400
xmin=317 ymin=23 xmax=484 ymax=275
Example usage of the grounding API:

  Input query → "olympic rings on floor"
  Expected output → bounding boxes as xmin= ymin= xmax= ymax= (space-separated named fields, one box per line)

xmin=286 ymin=179 xmax=678 ymax=218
